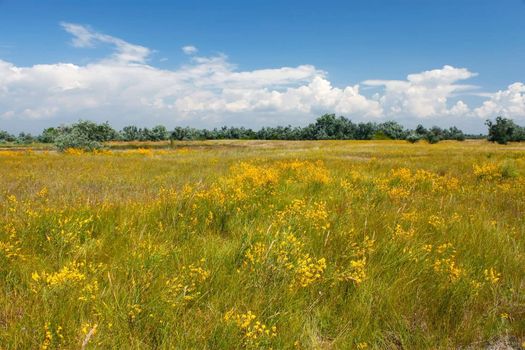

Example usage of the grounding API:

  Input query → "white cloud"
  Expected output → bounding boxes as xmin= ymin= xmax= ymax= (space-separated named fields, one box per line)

xmin=363 ymin=65 xmax=477 ymax=118
xmin=474 ymin=83 xmax=525 ymax=119
xmin=61 ymin=22 xmax=151 ymax=64
xmin=182 ymin=45 xmax=198 ymax=55
xmin=0 ymin=23 xmax=524 ymax=133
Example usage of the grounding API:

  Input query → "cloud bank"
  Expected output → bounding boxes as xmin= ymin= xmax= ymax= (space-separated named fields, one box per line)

xmin=1 ymin=23 xmax=524 ymax=133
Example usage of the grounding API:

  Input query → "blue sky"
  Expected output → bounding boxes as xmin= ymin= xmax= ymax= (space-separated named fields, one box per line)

xmin=1 ymin=0 xmax=524 ymax=133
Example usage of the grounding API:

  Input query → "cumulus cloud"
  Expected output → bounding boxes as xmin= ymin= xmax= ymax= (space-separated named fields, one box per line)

xmin=474 ymin=83 xmax=525 ymax=119
xmin=363 ymin=65 xmax=477 ymax=118
xmin=0 ymin=23 xmax=524 ymax=133
xmin=182 ymin=45 xmax=198 ymax=55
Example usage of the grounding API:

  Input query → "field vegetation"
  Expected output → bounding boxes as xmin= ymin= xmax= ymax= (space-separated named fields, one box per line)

xmin=1 ymin=140 xmax=524 ymax=349
xmin=1 ymin=114 xmax=472 ymax=150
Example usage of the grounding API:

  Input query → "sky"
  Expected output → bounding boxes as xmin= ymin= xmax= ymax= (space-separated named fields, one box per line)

xmin=0 ymin=0 xmax=524 ymax=134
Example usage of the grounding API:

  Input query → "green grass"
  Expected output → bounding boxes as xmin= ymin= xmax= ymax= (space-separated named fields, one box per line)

xmin=1 ymin=140 xmax=524 ymax=349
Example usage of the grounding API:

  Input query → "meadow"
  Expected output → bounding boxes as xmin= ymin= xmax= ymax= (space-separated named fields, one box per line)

xmin=1 ymin=140 xmax=524 ymax=349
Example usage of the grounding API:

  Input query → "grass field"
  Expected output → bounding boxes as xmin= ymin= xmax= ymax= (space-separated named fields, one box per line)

xmin=1 ymin=140 xmax=524 ymax=349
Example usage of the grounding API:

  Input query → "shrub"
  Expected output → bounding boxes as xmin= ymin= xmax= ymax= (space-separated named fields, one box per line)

xmin=373 ymin=131 xmax=392 ymax=140
xmin=55 ymin=128 xmax=102 ymax=151
xmin=425 ymin=126 xmax=444 ymax=144
xmin=405 ymin=132 xmax=421 ymax=143
xmin=0 ymin=130 xmax=16 ymax=143
xmin=378 ymin=121 xmax=408 ymax=139
xmin=486 ymin=117 xmax=525 ymax=145
xmin=425 ymin=133 xmax=441 ymax=144
xmin=120 ymin=125 xmax=141 ymax=141
xmin=444 ymin=127 xmax=466 ymax=141
xmin=38 ymin=127 xmax=60 ymax=143
xmin=52 ymin=120 xmax=119 ymax=151
xmin=15 ymin=132 xmax=35 ymax=145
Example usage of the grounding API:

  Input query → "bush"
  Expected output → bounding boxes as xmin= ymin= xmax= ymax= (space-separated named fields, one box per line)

xmin=425 ymin=133 xmax=441 ymax=144
xmin=54 ymin=128 xmax=102 ymax=151
xmin=378 ymin=121 xmax=407 ymax=140
xmin=373 ymin=131 xmax=392 ymax=140
xmin=52 ymin=120 xmax=120 ymax=151
xmin=71 ymin=120 xmax=118 ymax=142
xmin=150 ymin=125 xmax=169 ymax=141
xmin=486 ymin=117 xmax=525 ymax=144
xmin=405 ymin=132 xmax=421 ymax=143
xmin=38 ymin=127 xmax=60 ymax=143
xmin=121 ymin=126 xmax=141 ymax=141
xmin=424 ymin=126 xmax=444 ymax=144
xmin=15 ymin=132 xmax=35 ymax=145
xmin=0 ymin=130 xmax=16 ymax=143
xmin=444 ymin=126 xmax=466 ymax=141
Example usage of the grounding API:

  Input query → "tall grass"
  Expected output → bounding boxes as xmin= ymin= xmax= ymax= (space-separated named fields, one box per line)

xmin=1 ymin=140 xmax=524 ymax=349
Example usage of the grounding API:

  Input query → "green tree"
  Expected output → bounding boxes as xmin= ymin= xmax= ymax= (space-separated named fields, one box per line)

xmin=53 ymin=120 xmax=117 ymax=151
xmin=405 ymin=132 xmax=421 ymax=143
xmin=425 ymin=126 xmax=443 ymax=144
xmin=0 ymin=130 xmax=16 ymax=143
xmin=378 ymin=121 xmax=407 ymax=140
xmin=486 ymin=117 xmax=523 ymax=145
xmin=38 ymin=127 xmax=60 ymax=143
xmin=16 ymin=132 xmax=34 ymax=144
xmin=54 ymin=128 xmax=102 ymax=151
xmin=121 ymin=126 xmax=141 ymax=141
xmin=150 ymin=125 xmax=169 ymax=141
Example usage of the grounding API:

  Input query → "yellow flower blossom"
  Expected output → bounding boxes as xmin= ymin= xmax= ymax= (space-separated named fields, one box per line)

xmin=164 ymin=259 xmax=210 ymax=307
xmin=224 ymin=310 xmax=277 ymax=346
xmin=484 ymin=267 xmax=501 ymax=285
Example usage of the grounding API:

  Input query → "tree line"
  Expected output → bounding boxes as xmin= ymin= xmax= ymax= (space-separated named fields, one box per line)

xmin=0 ymin=114 xmax=523 ymax=150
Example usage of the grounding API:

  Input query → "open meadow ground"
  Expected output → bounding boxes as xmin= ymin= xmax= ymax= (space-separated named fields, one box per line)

xmin=1 ymin=140 xmax=524 ymax=349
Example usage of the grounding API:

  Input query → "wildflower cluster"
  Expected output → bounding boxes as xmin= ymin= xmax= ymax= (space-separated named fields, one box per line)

xmin=376 ymin=167 xmax=460 ymax=200
xmin=277 ymin=160 xmax=331 ymax=185
xmin=134 ymin=148 xmax=154 ymax=156
xmin=79 ymin=279 xmax=100 ymax=302
xmin=131 ymin=239 xmax=169 ymax=262
xmin=32 ymin=261 xmax=86 ymax=287
xmin=31 ymin=261 xmax=104 ymax=303
xmin=293 ymin=255 xmax=327 ymax=289
xmin=0 ymin=223 xmax=24 ymax=260
xmin=473 ymin=163 xmax=502 ymax=181
xmin=274 ymin=199 xmax=331 ymax=233
xmin=276 ymin=233 xmax=326 ymax=289
xmin=430 ymin=243 xmax=463 ymax=283
xmin=335 ymin=236 xmax=375 ymax=285
xmin=92 ymin=148 xmax=113 ymax=155
xmin=81 ymin=322 xmax=98 ymax=341
xmin=242 ymin=242 xmax=267 ymax=271
xmin=227 ymin=162 xmax=280 ymax=191
xmin=428 ymin=215 xmax=445 ymax=230
xmin=164 ymin=259 xmax=210 ymax=307
xmin=242 ymin=233 xmax=327 ymax=289
xmin=128 ymin=303 xmax=143 ymax=322
xmin=40 ymin=322 xmax=64 ymax=350
xmin=483 ymin=267 xmax=501 ymax=285
xmin=45 ymin=214 xmax=95 ymax=251
xmin=63 ymin=148 xmax=85 ymax=155
xmin=393 ymin=223 xmax=415 ymax=239
xmin=224 ymin=310 xmax=277 ymax=347
xmin=194 ymin=184 xmax=227 ymax=206
xmin=5 ymin=193 xmax=18 ymax=213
